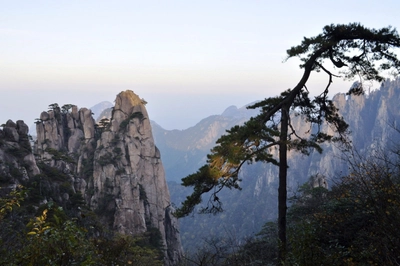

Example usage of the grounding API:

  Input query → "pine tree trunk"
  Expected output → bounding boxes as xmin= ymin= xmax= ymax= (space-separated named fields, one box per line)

xmin=278 ymin=104 xmax=289 ymax=264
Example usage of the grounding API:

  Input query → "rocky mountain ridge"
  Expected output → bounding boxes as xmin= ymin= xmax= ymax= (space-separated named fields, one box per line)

xmin=0 ymin=90 xmax=182 ymax=265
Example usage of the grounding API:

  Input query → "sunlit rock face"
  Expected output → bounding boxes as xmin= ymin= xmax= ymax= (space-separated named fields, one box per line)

xmin=90 ymin=90 xmax=183 ymax=264
xmin=33 ymin=91 xmax=183 ymax=265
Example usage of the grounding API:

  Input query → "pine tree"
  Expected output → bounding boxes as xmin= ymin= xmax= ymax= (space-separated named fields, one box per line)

xmin=175 ymin=23 xmax=400 ymax=264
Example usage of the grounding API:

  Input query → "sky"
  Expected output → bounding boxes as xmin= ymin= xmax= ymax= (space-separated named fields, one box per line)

xmin=1 ymin=0 xmax=399 ymax=131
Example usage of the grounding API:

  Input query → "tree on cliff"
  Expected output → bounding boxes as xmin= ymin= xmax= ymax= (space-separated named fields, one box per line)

xmin=175 ymin=23 xmax=400 ymax=263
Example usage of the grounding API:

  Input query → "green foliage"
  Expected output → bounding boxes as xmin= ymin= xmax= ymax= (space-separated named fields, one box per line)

xmin=92 ymin=234 xmax=163 ymax=266
xmin=98 ymin=118 xmax=110 ymax=129
xmin=0 ymin=199 xmax=164 ymax=266
xmin=97 ymin=147 xmax=123 ymax=168
xmin=20 ymin=208 xmax=96 ymax=265
xmin=136 ymin=226 xmax=164 ymax=259
xmin=139 ymin=184 xmax=148 ymax=202
xmin=287 ymin=23 xmax=400 ymax=82
xmin=95 ymin=118 xmax=111 ymax=140
xmin=0 ymin=172 xmax=11 ymax=184
xmin=45 ymin=147 xmax=76 ymax=164
xmin=37 ymin=162 xmax=70 ymax=182
xmin=97 ymin=152 xmax=115 ymax=166
xmin=110 ymin=135 xmax=120 ymax=146
xmin=181 ymin=226 xmax=277 ymax=266
xmin=227 ymin=222 xmax=278 ymax=265
xmin=0 ymin=185 xmax=26 ymax=221
xmin=113 ymin=147 xmax=122 ymax=154
xmin=113 ymin=147 xmax=123 ymax=161
xmin=95 ymin=192 xmax=115 ymax=226
xmin=48 ymin=103 xmax=62 ymax=122
xmin=81 ymin=155 xmax=95 ymax=179
xmin=48 ymin=103 xmax=59 ymax=111
xmin=119 ymin=119 xmax=130 ymax=131
xmin=115 ymin=167 xmax=125 ymax=175
xmin=175 ymin=165 xmax=220 ymax=217
xmin=61 ymin=104 xmax=75 ymax=114
xmin=59 ymin=181 xmax=74 ymax=195
xmin=2 ymin=163 xmax=24 ymax=181
xmin=69 ymin=192 xmax=85 ymax=208
xmin=19 ymin=134 xmax=32 ymax=153
xmin=25 ymin=174 xmax=46 ymax=202
xmin=286 ymin=153 xmax=400 ymax=265
xmin=26 ymin=163 xmax=85 ymax=215
xmin=7 ymin=146 xmax=29 ymax=160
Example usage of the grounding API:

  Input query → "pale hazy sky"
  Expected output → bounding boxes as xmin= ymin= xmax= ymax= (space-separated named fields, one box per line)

xmin=1 ymin=0 xmax=399 ymax=130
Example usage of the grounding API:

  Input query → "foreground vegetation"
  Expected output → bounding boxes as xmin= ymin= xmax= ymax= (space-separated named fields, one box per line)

xmin=0 ymin=160 xmax=164 ymax=266
xmin=0 ymin=190 xmax=163 ymax=266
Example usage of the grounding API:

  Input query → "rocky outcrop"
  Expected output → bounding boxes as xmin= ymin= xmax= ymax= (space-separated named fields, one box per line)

xmin=0 ymin=120 xmax=40 ymax=186
xmin=88 ymin=91 xmax=182 ymax=264
xmin=32 ymin=91 xmax=182 ymax=265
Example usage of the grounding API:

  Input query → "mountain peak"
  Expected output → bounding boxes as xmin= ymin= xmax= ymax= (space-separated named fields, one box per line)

xmin=90 ymin=101 xmax=113 ymax=121
xmin=115 ymin=90 xmax=147 ymax=113
xmin=221 ymin=105 xmax=239 ymax=117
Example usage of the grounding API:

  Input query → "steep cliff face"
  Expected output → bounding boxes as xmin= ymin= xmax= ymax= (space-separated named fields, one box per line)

xmin=32 ymin=91 xmax=182 ymax=265
xmin=89 ymin=91 xmax=182 ymax=263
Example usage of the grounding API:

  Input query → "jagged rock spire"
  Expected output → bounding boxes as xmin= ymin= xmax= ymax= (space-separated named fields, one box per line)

xmin=90 ymin=90 xmax=183 ymax=264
